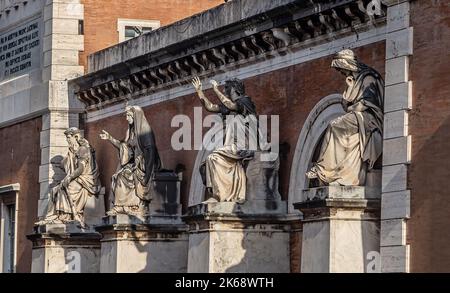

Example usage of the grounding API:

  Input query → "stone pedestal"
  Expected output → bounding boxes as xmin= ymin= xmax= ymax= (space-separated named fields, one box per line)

xmin=294 ymin=186 xmax=381 ymax=273
xmin=28 ymin=223 xmax=101 ymax=273
xmin=184 ymin=200 xmax=296 ymax=273
xmin=96 ymin=171 xmax=188 ymax=273
xmin=97 ymin=215 xmax=188 ymax=273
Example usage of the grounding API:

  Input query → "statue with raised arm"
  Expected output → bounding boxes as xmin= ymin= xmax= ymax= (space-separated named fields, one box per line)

xmin=100 ymin=105 xmax=162 ymax=216
xmin=192 ymin=76 xmax=258 ymax=203
xmin=306 ymin=49 xmax=384 ymax=186
xmin=37 ymin=127 xmax=101 ymax=227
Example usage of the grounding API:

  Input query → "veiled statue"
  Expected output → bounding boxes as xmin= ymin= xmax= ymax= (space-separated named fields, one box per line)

xmin=37 ymin=127 xmax=101 ymax=227
xmin=192 ymin=77 xmax=258 ymax=203
xmin=307 ymin=49 xmax=384 ymax=186
xmin=100 ymin=105 xmax=162 ymax=216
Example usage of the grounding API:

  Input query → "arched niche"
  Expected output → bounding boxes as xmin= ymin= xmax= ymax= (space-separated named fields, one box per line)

xmin=288 ymin=94 xmax=345 ymax=213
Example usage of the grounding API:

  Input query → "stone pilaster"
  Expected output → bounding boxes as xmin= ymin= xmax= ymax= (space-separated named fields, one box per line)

xmin=38 ymin=0 xmax=85 ymax=218
xmin=381 ymin=0 xmax=412 ymax=273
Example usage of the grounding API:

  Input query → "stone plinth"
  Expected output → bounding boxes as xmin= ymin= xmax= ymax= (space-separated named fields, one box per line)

xmin=96 ymin=215 xmax=188 ymax=273
xmin=184 ymin=200 xmax=297 ymax=273
xmin=96 ymin=171 xmax=187 ymax=273
xmin=294 ymin=186 xmax=381 ymax=273
xmin=149 ymin=171 xmax=183 ymax=224
xmin=28 ymin=223 xmax=102 ymax=273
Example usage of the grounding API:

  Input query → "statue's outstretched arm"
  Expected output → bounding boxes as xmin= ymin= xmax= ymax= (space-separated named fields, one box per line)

xmin=99 ymin=130 xmax=120 ymax=149
xmin=192 ymin=77 xmax=220 ymax=113
xmin=211 ymin=80 xmax=238 ymax=111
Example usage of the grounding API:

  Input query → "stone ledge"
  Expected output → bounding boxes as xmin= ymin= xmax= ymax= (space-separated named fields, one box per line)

xmin=96 ymin=214 xmax=187 ymax=232
xmin=301 ymin=186 xmax=381 ymax=202
xmin=185 ymin=200 xmax=288 ymax=217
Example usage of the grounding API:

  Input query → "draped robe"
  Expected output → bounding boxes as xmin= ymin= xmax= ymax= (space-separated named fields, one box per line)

xmin=313 ymin=67 xmax=384 ymax=186
xmin=47 ymin=140 xmax=100 ymax=220
xmin=110 ymin=107 xmax=161 ymax=212
xmin=203 ymin=96 xmax=258 ymax=202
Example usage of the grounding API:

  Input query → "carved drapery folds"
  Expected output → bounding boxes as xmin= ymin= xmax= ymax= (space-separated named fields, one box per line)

xmin=76 ymin=0 xmax=386 ymax=109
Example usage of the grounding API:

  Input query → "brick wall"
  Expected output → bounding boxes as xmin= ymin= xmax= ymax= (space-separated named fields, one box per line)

xmin=408 ymin=0 xmax=450 ymax=273
xmin=79 ymin=0 xmax=224 ymax=70
xmin=0 ymin=117 xmax=41 ymax=273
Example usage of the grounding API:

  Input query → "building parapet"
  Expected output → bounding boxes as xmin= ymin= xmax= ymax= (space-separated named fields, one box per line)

xmin=70 ymin=0 xmax=387 ymax=111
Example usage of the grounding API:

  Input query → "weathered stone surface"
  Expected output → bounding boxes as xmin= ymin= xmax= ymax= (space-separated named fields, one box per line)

xmin=28 ymin=228 xmax=101 ymax=273
xmin=97 ymin=224 xmax=188 ymax=273
xmin=186 ymin=200 xmax=287 ymax=216
xmin=187 ymin=220 xmax=291 ymax=273
xmin=301 ymin=185 xmax=381 ymax=202
xmin=246 ymin=151 xmax=281 ymax=201
xmin=296 ymin=187 xmax=381 ymax=273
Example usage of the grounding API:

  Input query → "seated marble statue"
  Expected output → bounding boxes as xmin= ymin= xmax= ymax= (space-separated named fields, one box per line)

xmin=100 ymin=105 xmax=162 ymax=216
xmin=307 ymin=49 xmax=384 ymax=186
xmin=37 ymin=127 xmax=101 ymax=227
xmin=192 ymin=77 xmax=258 ymax=203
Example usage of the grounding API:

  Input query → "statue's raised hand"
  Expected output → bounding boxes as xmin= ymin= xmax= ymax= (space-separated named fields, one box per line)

xmin=191 ymin=76 xmax=202 ymax=92
xmin=210 ymin=80 xmax=219 ymax=90
xmin=99 ymin=130 xmax=111 ymax=140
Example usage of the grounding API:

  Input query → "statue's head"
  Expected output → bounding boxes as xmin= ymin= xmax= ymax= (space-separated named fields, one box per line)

xmin=64 ymin=127 xmax=82 ymax=150
xmin=125 ymin=106 xmax=135 ymax=125
xmin=224 ymin=78 xmax=245 ymax=101
xmin=331 ymin=49 xmax=359 ymax=77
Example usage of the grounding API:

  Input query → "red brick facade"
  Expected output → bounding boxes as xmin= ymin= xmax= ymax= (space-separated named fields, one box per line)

xmin=0 ymin=118 xmax=41 ymax=273
xmin=84 ymin=43 xmax=386 ymax=212
xmin=408 ymin=0 xmax=450 ymax=273
xmin=79 ymin=0 xmax=224 ymax=70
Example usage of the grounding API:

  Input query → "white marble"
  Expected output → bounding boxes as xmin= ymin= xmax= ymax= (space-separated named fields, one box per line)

xmin=382 ymin=136 xmax=411 ymax=166
xmin=100 ymin=231 xmax=189 ymax=273
xmin=381 ymin=219 xmax=406 ymax=246
xmin=381 ymin=164 xmax=408 ymax=193
xmin=381 ymin=190 xmax=410 ymax=220
xmin=385 ymin=56 xmax=409 ymax=86
xmin=384 ymin=110 xmax=408 ymax=139
xmin=301 ymin=209 xmax=380 ymax=273
xmin=187 ymin=222 xmax=290 ymax=273
xmin=380 ymin=245 xmax=410 ymax=273
xmin=385 ymin=81 xmax=412 ymax=113
xmin=386 ymin=27 xmax=413 ymax=59
xmin=386 ymin=1 xmax=410 ymax=31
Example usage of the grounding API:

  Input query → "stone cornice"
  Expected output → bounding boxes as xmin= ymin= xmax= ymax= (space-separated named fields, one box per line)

xmin=0 ymin=0 xmax=29 ymax=14
xmin=70 ymin=0 xmax=387 ymax=111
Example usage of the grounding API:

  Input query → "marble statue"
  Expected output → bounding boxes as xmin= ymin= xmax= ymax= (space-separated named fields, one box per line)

xmin=192 ymin=77 xmax=258 ymax=203
xmin=307 ymin=49 xmax=384 ymax=186
xmin=37 ymin=127 xmax=101 ymax=227
xmin=100 ymin=105 xmax=162 ymax=216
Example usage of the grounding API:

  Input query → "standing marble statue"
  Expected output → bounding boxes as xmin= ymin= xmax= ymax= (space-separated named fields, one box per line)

xmin=307 ymin=49 xmax=384 ymax=186
xmin=192 ymin=77 xmax=258 ymax=203
xmin=100 ymin=105 xmax=162 ymax=216
xmin=37 ymin=127 xmax=101 ymax=227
